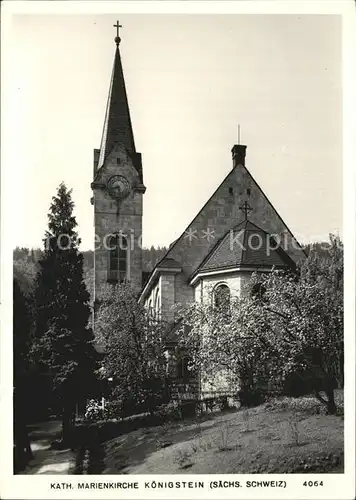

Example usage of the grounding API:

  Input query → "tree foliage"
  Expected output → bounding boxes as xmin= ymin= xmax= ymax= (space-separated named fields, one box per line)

xmin=13 ymin=278 xmax=33 ymax=471
xmin=178 ymin=284 xmax=272 ymax=401
xmin=95 ymin=282 xmax=170 ymax=416
xmin=32 ymin=183 xmax=98 ymax=441
xmin=13 ymin=246 xmax=168 ymax=304
xmin=180 ymin=235 xmax=343 ymax=414
xmin=142 ymin=246 xmax=168 ymax=272
xmin=13 ymin=248 xmax=41 ymax=298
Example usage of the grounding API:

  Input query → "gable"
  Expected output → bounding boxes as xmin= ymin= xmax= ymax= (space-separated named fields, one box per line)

xmin=157 ymin=155 xmax=305 ymax=278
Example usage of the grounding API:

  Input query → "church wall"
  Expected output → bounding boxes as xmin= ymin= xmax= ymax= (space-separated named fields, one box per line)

xmin=143 ymin=279 xmax=160 ymax=319
xmin=193 ymin=281 xmax=203 ymax=303
xmin=174 ymin=272 xmax=194 ymax=309
xmin=198 ymin=271 xmax=253 ymax=396
xmin=143 ymin=274 xmax=177 ymax=323
xmin=143 ymin=271 xmax=195 ymax=323
xmin=198 ymin=270 xmax=268 ymax=302
xmin=199 ymin=272 xmax=246 ymax=303
xmin=160 ymin=274 xmax=176 ymax=323
xmin=239 ymin=271 xmax=256 ymax=298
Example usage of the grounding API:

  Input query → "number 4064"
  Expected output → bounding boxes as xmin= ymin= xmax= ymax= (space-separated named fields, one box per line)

xmin=303 ymin=481 xmax=324 ymax=487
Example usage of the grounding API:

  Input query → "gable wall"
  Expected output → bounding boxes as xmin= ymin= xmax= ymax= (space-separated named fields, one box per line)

xmin=163 ymin=163 xmax=305 ymax=278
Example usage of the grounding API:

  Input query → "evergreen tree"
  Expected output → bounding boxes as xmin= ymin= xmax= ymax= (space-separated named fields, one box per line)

xmin=33 ymin=183 xmax=98 ymax=443
xmin=13 ymin=278 xmax=33 ymax=471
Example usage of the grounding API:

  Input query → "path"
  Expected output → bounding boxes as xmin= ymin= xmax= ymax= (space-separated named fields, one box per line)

xmin=23 ymin=420 xmax=76 ymax=475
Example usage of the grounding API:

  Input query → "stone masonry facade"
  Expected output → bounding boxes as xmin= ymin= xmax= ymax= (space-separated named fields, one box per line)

xmin=92 ymin=143 xmax=144 ymax=300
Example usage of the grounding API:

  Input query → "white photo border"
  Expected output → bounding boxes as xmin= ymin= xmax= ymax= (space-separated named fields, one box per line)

xmin=1 ymin=1 xmax=355 ymax=499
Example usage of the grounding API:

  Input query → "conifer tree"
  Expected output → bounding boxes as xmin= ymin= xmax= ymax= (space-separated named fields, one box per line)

xmin=33 ymin=183 xmax=97 ymax=443
xmin=13 ymin=278 xmax=33 ymax=471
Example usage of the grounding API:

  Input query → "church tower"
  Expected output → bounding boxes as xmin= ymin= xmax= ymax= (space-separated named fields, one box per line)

xmin=91 ymin=27 xmax=146 ymax=303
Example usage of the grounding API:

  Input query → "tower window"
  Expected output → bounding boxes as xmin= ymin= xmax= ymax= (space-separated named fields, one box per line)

xmin=246 ymin=188 xmax=251 ymax=196
xmin=229 ymin=187 xmax=234 ymax=195
xmin=117 ymin=158 xmax=121 ymax=165
xmin=108 ymin=234 xmax=128 ymax=283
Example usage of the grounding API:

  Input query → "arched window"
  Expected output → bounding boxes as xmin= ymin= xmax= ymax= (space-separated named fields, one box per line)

xmin=108 ymin=234 xmax=128 ymax=283
xmin=148 ymin=298 xmax=153 ymax=317
xmin=214 ymin=284 xmax=231 ymax=313
xmin=153 ymin=288 xmax=160 ymax=319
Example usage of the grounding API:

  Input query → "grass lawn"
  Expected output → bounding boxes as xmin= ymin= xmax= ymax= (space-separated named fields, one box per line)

xmin=101 ymin=392 xmax=344 ymax=474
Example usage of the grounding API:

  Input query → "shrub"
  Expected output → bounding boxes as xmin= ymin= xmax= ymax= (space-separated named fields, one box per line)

xmin=111 ymin=377 xmax=171 ymax=419
xmin=287 ymin=412 xmax=300 ymax=446
xmin=84 ymin=399 xmax=103 ymax=422
xmin=266 ymin=395 xmax=324 ymax=415
xmin=194 ymin=402 xmax=205 ymax=417
xmin=180 ymin=401 xmax=197 ymax=418
xmin=154 ymin=401 xmax=182 ymax=422
xmin=216 ymin=422 xmax=237 ymax=451
xmin=282 ymin=371 xmax=339 ymax=398
xmin=242 ymin=408 xmax=251 ymax=432
xmin=103 ymin=400 xmax=121 ymax=420
xmin=238 ymin=388 xmax=264 ymax=407
xmin=217 ymin=395 xmax=230 ymax=411
xmin=75 ymin=420 xmax=122 ymax=447
xmin=282 ymin=371 xmax=312 ymax=397
xmin=265 ymin=391 xmax=344 ymax=416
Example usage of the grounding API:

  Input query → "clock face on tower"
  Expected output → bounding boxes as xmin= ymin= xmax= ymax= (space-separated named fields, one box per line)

xmin=107 ymin=175 xmax=130 ymax=200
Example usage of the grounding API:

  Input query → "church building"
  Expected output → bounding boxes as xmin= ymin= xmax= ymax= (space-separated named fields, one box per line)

xmin=91 ymin=31 xmax=306 ymax=398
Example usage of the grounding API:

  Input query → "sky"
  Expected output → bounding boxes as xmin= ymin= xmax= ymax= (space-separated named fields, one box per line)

xmin=9 ymin=12 xmax=342 ymax=250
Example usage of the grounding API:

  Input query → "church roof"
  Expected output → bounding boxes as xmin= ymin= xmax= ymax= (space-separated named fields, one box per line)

xmin=138 ymin=145 xmax=306 ymax=302
xmin=196 ymin=219 xmax=296 ymax=275
xmin=142 ymin=271 xmax=151 ymax=288
xmin=141 ymin=259 xmax=180 ymax=292
xmin=98 ymin=38 xmax=136 ymax=170
xmin=157 ymin=257 xmax=181 ymax=269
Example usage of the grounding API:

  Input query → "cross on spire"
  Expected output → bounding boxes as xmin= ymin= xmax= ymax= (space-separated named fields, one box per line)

xmin=113 ymin=20 xmax=123 ymax=44
xmin=113 ymin=20 xmax=122 ymax=37
xmin=239 ymin=200 xmax=252 ymax=220
xmin=237 ymin=124 xmax=241 ymax=145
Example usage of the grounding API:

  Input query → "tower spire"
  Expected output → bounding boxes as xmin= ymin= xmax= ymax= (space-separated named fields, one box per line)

xmin=97 ymin=24 xmax=137 ymax=170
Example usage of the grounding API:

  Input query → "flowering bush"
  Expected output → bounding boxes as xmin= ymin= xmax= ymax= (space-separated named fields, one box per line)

xmin=102 ymin=400 xmax=121 ymax=420
xmin=84 ymin=399 xmax=103 ymax=422
xmin=178 ymin=235 xmax=343 ymax=415
xmin=155 ymin=401 xmax=182 ymax=421
xmin=264 ymin=392 xmax=343 ymax=416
